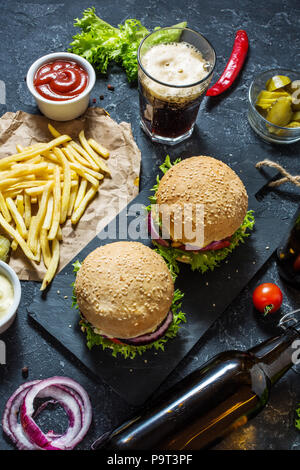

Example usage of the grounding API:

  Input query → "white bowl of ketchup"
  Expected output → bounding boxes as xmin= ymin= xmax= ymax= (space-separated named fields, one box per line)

xmin=26 ymin=52 xmax=96 ymax=121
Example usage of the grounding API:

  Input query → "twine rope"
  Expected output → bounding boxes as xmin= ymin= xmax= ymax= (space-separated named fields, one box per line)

xmin=255 ymin=159 xmax=300 ymax=188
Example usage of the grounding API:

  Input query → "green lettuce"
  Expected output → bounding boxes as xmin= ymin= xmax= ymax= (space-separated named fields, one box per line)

xmin=72 ymin=261 xmax=186 ymax=359
xmin=69 ymin=7 xmax=187 ymax=83
xmin=148 ymin=156 xmax=255 ymax=275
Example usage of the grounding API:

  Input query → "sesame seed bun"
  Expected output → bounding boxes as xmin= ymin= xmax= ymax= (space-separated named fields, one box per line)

xmin=155 ymin=156 xmax=248 ymax=247
xmin=74 ymin=241 xmax=174 ymax=339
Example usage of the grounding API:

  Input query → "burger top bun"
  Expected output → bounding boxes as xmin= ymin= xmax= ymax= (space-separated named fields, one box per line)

xmin=74 ymin=241 xmax=174 ymax=339
xmin=155 ymin=156 xmax=248 ymax=247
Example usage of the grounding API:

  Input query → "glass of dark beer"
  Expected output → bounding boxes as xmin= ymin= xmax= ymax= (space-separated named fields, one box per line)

xmin=138 ymin=27 xmax=216 ymax=145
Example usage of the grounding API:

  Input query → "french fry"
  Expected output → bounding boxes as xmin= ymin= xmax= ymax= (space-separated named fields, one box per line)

xmin=48 ymin=124 xmax=98 ymax=170
xmin=72 ymin=163 xmax=104 ymax=181
xmin=0 ymin=177 xmax=37 ymax=192
xmin=0 ymin=146 xmax=48 ymax=169
xmin=11 ymin=240 xmax=18 ymax=251
xmin=66 ymin=142 xmax=98 ymax=170
xmin=42 ymin=194 xmax=54 ymax=231
xmin=40 ymin=228 xmax=51 ymax=268
xmin=27 ymin=215 xmax=36 ymax=251
xmin=35 ymin=239 xmax=41 ymax=264
xmin=25 ymin=183 xmax=52 ymax=197
xmin=11 ymin=195 xmax=24 ymax=250
xmin=2 ymin=189 xmax=24 ymax=199
xmin=0 ymin=177 xmax=31 ymax=189
xmin=24 ymin=194 xmax=31 ymax=229
xmin=74 ymin=178 xmax=87 ymax=211
xmin=67 ymin=181 xmax=78 ymax=217
xmin=71 ymin=183 xmax=99 ymax=225
xmin=16 ymin=195 xmax=24 ymax=217
xmin=0 ymin=135 xmax=72 ymax=170
xmin=6 ymin=197 xmax=28 ymax=239
xmin=40 ymin=238 xmax=60 ymax=291
xmin=0 ymin=213 xmax=35 ymax=261
xmin=53 ymin=147 xmax=71 ymax=224
xmin=19 ymin=155 xmax=43 ymax=165
xmin=78 ymin=130 xmax=110 ymax=175
xmin=87 ymin=138 xmax=110 ymax=159
xmin=57 ymin=225 xmax=63 ymax=241
xmin=16 ymin=144 xmax=24 ymax=153
xmin=61 ymin=146 xmax=77 ymax=164
xmin=48 ymin=166 xmax=61 ymax=240
xmin=2 ymin=162 xmax=48 ymax=179
xmin=6 ymin=180 xmax=50 ymax=191
xmin=48 ymin=123 xmax=61 ymax=138
xmin=69 ymin=162 xmax=100 ymax=187
xmin=0 ymin=191 xmax=11 ymax=222
xmin=28 ymin=184 xmax=51 ymax=254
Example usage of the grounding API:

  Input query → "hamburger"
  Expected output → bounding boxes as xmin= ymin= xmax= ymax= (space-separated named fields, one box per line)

xmin=73 ymin=241 xmax=185 ymax=359
xmin=148 ymin=155 xmax=255 ymax=274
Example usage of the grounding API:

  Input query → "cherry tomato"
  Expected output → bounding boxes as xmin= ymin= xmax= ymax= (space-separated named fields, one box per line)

xmin=252 ymin=283 xmax=283 ymax=316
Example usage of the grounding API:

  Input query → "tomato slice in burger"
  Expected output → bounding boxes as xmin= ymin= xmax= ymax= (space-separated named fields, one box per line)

xmin=109 ymin=338 xmax=123 ymax=345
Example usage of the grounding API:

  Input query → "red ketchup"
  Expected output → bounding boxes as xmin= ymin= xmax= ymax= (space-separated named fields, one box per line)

xmin=33 ymin=60 xmax=89 ymax=101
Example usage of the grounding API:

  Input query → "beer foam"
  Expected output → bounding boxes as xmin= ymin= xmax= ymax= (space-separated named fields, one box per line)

xmin=140 ymin=42 xmax=210 ymax=104
xmin=141 ymin=42 xmax=207 ymax=86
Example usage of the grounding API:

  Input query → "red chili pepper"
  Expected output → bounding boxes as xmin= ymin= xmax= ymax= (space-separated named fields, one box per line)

xmin=206 ymin=30 xmax=249 ymax=96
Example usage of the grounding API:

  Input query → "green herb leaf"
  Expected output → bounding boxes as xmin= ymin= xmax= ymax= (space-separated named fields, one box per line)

xmin=73 ymin=259 xmax=82 ymax=273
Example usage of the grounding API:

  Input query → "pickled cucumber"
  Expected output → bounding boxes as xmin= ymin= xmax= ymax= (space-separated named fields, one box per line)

xmin=0 ymin=235 xmax=11 ymax=262
xmin=266 ymin=75 xmax=291 ymax=92
xmin=255 ymin=74 xmax=300 ymax=133
xmin=256 ymin=99 xmax=277 ymax=110
xmin=286 ymin=121 xmax=300 ymax=128
xmin=285 ymin=80 xmax=300 ymax=94
xmin=257 ymin=90 xmax=289 ymax=100
xmin=266 ymin=96 xmax=293 ymax=127
xmin=292 ymin=111 xmax=300 ymax=122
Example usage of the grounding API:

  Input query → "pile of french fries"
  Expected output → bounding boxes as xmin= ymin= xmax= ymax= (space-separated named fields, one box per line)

xmin=0 ymin=124 xmax=110 ymax=290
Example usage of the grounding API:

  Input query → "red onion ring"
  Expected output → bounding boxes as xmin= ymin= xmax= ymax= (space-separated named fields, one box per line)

xmin=2 ymin=377 xmax=92 ymax=450
xmin=2 ymin=380 xmax=41 ymax=450
xmin=177 ymin=237 xmax=232 ymax=252
xmin=120 ymin=310 xmax=173 ymax=346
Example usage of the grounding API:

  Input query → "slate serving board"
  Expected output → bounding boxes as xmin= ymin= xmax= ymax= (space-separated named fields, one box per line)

xmin=27 ymin=160 xmax=290 ymax=406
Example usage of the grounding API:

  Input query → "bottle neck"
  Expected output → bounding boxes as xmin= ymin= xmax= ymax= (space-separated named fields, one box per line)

xmin=249 ymin=327 xmax=300 ymax=385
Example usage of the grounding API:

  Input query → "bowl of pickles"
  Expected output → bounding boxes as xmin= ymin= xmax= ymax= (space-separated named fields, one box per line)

xmin=248 ymin=69 xmax=300 ymax=144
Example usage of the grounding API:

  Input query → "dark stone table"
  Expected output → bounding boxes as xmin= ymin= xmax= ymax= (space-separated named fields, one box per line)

xmin=0 ymin=0 xmax=299 ymax=451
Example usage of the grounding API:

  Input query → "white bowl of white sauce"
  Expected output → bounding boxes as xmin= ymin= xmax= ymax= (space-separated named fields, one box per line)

xmin=0 ymin=261 xmax=21 ymax=334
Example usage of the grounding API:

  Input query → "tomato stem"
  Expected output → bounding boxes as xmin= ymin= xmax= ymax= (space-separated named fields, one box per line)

xmin=264 ymin=304 xmax=274 ymax=316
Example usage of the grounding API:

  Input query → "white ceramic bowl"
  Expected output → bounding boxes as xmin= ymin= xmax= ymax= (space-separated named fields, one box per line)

xmin=26 ymin=52 xmax=96 ymax=121
xmin=0 ymin=261 xmax=21 ymax=334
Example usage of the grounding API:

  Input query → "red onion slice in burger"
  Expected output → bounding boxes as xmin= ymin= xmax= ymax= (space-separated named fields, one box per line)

xmin=148 ymin=212 xmax=170 ymax=247
xmin=120 ymin=310 xmax=173 ymax=346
